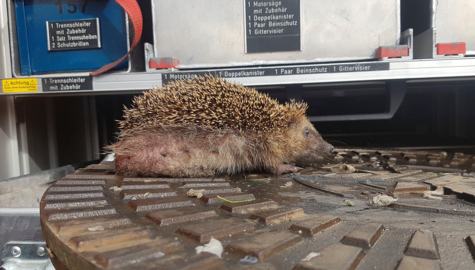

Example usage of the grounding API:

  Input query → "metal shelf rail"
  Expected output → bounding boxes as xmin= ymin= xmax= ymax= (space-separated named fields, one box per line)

xmin=2 ymin=58 xmax=475 ymax=95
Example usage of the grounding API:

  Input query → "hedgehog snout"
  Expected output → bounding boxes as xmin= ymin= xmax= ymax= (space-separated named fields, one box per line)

xmin=323 ymin=142 xmax=334 ymax=156
xmin=310 ymin=133 xmax=334 ymax=157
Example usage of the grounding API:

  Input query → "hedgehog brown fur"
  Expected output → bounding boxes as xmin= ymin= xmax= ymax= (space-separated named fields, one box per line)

xmin=110 ymin=75 xmax=333 ymax=177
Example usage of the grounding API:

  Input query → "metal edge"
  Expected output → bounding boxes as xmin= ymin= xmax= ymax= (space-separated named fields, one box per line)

xmin=298 ymin=0 xmax=302 ymax=51
xmin=151 ymin=0 xmax=157 ymax=59
xmin=45 ymin=21 xmax=50 ymax=51
xmin=396 ymin=0 xmax=401 ymax=43
xmin=0 ymin=1 xmax=13 ymax=79
xmin=7 ymin=0 xmax=24 ymax=78
xmin=0 ymin=165 xmax=74 ymax=195
xmin=243 ymin=0 xmax=247 ymax=54
xmin=430 ymin=0 xmax=437 ymax=28
xmin=7 ymin=57 xmax=475 ymax=95
xmin=96 ymin=17 xmax=101 ymax=49
xmin=0 ymin=208 xmax=39 ymax=215
xmin=123 ymin=10 xmax=131 ymax=73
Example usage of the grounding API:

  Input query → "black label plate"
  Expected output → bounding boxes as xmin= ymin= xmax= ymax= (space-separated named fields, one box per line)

xmin=46 ymin=18 xmax=101 ymax=51
xmin=161 ymin=62 xmax=389 ymax=85
xmin=42 ymin=76 xmax=92 ymax=92
xmin=245 ymin=0 xmax=301 ymax=53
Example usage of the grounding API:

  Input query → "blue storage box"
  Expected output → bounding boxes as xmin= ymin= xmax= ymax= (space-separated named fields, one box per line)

xmin=13 ymin=0 xmax=129 ymax=76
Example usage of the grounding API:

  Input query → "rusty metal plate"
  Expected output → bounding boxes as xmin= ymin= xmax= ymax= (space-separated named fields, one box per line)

xmin=40 ymin=148 xmax=475 ymax=270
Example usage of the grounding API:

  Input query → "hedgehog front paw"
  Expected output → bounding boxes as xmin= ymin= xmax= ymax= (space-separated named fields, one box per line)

xmin=277 ymin=164 xmax=302 ymax=174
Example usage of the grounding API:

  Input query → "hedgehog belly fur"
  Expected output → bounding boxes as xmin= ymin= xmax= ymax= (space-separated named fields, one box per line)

xmin=111 ymin=127 xmax=283 ymax=177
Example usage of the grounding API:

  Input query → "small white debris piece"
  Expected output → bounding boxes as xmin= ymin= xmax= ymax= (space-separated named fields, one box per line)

xmin=239 ymin=255 xmax=259 ymax=264
xmin=143 ymin=192 xmax=150 ymax=198
xmin=431 ymin=186 xmax=444 ymax=195
xmin=341 ymin=200 xmax=355 ymax=206
xmin=423 ymin=191 xmax=443 ymax=200
xmin=422 ymin=186 xmax=444 ymax=200
xmin=195 ymin=237 xmax=223 ymax=258
xmin=87 ymin=225 xmax=105 ymax=232
xmin=102 ymin=153 xmax=115 ymax=162
xmin=322 ymin=163 xmax=356 ymax=173
xmin=187 ymin=189 xmax=206 ymax=199
xmin=302 ymin=252 xmax=321 ymax=262
xmin=109 ymin=186 xmax=122 ymax=192
xmin=339 ymin=164 xmax=356 ymax=173
xmin=369 ymin=194 xmax=398 ymax=206
xmin=280 ymin=181 xmax=293 ymax=188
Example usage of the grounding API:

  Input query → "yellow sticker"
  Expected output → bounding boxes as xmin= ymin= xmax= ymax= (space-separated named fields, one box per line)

xmin=2 ymin=78 xmax=38 ymax=93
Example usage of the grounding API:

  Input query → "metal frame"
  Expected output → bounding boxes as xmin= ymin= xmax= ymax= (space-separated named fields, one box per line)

xmin=0 ymin=97 xmax=21 ymax=180
xmin=0 ymin=165 xmax=74 ymax=196
xmin=5 ymin=58 xmax=475 ymax=95
xmin=307 ymin=80 xmax=406 ymax=122
xmin=0 ymin=210 xmax=53 ymax=269
xmin=414 ymin=28 xmax=464 ymax=59
xmin=0 ymin=2 xmax=21 ymax=180
xmin=0 ymin=1 xmax=12 ymax=80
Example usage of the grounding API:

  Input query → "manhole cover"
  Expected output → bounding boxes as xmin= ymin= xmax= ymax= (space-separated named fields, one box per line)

xmin=40 ymin=148 xmax=475 ymax=270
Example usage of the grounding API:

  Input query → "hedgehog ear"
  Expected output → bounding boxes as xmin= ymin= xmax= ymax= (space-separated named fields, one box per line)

xmin=287 ymin=118 xmax=299 ymax=128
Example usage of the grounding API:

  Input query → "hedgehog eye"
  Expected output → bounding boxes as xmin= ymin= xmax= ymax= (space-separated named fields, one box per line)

xmin=304 ymin=129 xmax=309 ymax=136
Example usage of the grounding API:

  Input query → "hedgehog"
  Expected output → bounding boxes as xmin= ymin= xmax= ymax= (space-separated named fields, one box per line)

xmin=109 ymin=75 xmax=334 ymax=177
